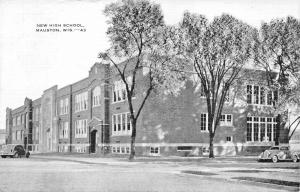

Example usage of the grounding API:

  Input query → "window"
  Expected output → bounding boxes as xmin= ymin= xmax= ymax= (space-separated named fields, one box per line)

xmin=200 ymin=113 xmax=208 ymax=131
xmin=12 ymin=117 xmax=16 ymax=126
xmin=16 ymin=130 xmax=21 ymax=140
xmin=21 ymin=114 xmax=24 ymax=124
xmin=270 ymin=147 xmax=279 ymax=150
xmin=112 ymin=112 xmax=132 ymax=135
xmin=177 ymin=146 xmax=193 ymax=151
xmin=254 ymin=86 xmax=259 ymax=104
xmin=35 ymin=126 xmax=39 ymax=140
xmin=247 ymin=116 xmax=277 ymax=142
xmin=92 ymin=86 xmax=101 ymax=107
xmin=113 ymin=80 xmax=126 ymax=103
xmin=219 ymin=114 xmax=233 ymax=126
xmin=226 ymin=136 xmax=232 ymax=142
xmin=75 ymin=92 xmax=88 ymax=112
xmin=112 ymin=76 xmax=134 ymax=103
xmin=260 ymin=87 xmax=265 ymax=105
xmin=75 ymin=144 xmax=86 ymax=153
xmin=247 ymin=85 xmax=278 ymax=106
xmin=75 ymin=119 xmax=88 ymax=138
xmin=17 ymin=116 xmax=21 ymax=125
xmin=59 ymin=98 xmax=69 ymax=115
xmin=111 ymin=145 xmax=130 ymax=154
xmin=150 ymin=146 xmax=160 ymax=155
xmin=247 ymin=85 xmax=252 ymax=104
xmin=59 ymin=121 xmax=69 ymax=139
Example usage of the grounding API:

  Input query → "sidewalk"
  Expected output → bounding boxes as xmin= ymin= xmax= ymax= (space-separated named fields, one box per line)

xmin=31 ymin=152 xmax=258 ymax=162
xmin=30 ymin=153 xmax=300 ymax=191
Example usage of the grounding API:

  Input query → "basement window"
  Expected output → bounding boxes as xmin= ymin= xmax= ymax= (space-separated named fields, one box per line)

xmin=226 ymin=136 xmax=233 ymax=142
xmin=177 ymin=146 xmax=193 ymax=151
xmin=150 ymin=146 xmax=160 ymax=156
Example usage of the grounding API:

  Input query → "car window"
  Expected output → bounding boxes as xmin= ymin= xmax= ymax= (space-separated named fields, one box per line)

xmin=270 ymin=147 xmax=279 ymax=150
xmin=280 ymin=147 xmax=289 ymax=150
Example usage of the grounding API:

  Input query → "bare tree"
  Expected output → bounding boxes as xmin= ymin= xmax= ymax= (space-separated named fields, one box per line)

xmin=254 ymin=16 xmax=300 ymax=143
xmin=100 ymin=0 xmax=183 ymax=160
xmin=178 ymin=12 xmax=255 ymax=158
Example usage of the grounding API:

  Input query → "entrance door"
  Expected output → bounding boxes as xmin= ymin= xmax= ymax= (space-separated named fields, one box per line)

xmin=90 ymin=130 xmax=97 ymax=153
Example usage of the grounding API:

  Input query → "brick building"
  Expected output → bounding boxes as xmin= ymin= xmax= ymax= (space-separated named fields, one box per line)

xmin=5 ymin=62 xmax=289 ymax=156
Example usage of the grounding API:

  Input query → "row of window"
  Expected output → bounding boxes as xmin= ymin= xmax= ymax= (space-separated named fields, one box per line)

xmin=246 ymin=116 xmax=277 ymax=142
xmin=12 ymin=108 xmax=41 ymax=126
xmin=198 ymin=84 xmax=278 ymax=106
xmin=74 ymin=92 xmax=88 ymax=112
xmin=247 ymin=85 xmax=278 ymax=106
xmin=12 ymin=130 xmax=24 ymax=141
xmin=75 ymin=119 xmax=88 ymax=138
xmin=11 ymin=127 xmax=39 ymax=141
xmin=12 ymin=114 xmax=24 ymax=126
xmin=112 ymin=113 xmax=132 ymax=135
xmin=59 ymin=87 xmax=101 ymax=115
xmin=200 ymin=86 xmax=230 ymax=102
xmin=111 ymin=146 xmax=160 ymax=155
xmin=200 ymin=113 xmax=233 ymax=131
xmin=58 ymin=145 xmax=69 ymax=152
xmin=75 ymin=145 xmax=87 ymax=153
xmin=111 ymin=146 xmax=131 ymax=154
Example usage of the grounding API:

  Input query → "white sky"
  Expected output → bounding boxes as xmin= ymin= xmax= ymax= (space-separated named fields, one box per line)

xmin=0 ymin=0 xmax=299 ymax=130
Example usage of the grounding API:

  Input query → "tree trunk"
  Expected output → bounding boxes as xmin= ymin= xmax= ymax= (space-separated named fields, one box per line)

xmin=209 ymin=136 xmax=214 ymax=158
xmin=129 ymin=121 xmax=136 ymax=160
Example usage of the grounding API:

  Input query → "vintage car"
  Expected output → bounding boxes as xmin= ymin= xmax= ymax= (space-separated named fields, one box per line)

xmin=258 ymin=145 xmax=300 ymax=163
xmin=0 ymin=144 xmax=29 ymax=158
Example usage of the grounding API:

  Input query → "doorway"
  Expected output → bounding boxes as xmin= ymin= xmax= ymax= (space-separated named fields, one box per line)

xmin=90 ymin=130 xmax=97 ymax=153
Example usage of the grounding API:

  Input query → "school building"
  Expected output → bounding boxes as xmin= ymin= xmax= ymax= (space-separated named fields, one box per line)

xmin=5 ymin=61 xmax=289 ymax=156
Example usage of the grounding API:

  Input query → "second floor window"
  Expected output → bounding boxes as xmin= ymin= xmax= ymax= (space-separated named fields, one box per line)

xmin=75 ymin=92 xmax=88 ymax=112
xmin=247 ymin=85 xmax=278 ymax=106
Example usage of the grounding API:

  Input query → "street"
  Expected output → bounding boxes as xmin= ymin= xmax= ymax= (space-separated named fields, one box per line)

xmin=0 ymin=155 xmax=299 ymax=192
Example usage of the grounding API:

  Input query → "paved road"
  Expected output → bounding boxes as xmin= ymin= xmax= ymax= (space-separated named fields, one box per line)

xmin=0 ymin=156 xmax=299 ymax=192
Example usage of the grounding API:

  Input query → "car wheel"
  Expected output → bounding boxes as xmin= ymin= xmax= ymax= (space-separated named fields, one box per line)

xmin=272 ymin=155 xmax=278 ymax=163
xmin=14 ymin=152 xmax=19 ymax=158
xmin=292 ymin=155 xmax=298 ymax=163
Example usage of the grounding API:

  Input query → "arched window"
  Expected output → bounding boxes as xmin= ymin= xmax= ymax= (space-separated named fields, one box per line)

xmin=92 ymin=86 xmax=101 ymax=107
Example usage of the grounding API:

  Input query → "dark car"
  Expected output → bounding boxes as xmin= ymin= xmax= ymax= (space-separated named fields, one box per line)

xmin=0 ymin=145 xmax=28 ymax=158
xmin=258 ymin=145 xmax=299 ymax=163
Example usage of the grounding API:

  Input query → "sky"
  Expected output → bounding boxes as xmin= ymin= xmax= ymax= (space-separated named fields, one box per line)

xmin=0 ymin=0 xmax=299 ymax=130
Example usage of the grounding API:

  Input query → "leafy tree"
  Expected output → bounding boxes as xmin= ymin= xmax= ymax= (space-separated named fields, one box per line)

xmin=254 ymin=16 xmax=300 ymax=143
xmin=178 ymin=12 xmax=255 ymax=158
xmin=100 ymin=0 xmax=183 ymax=160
